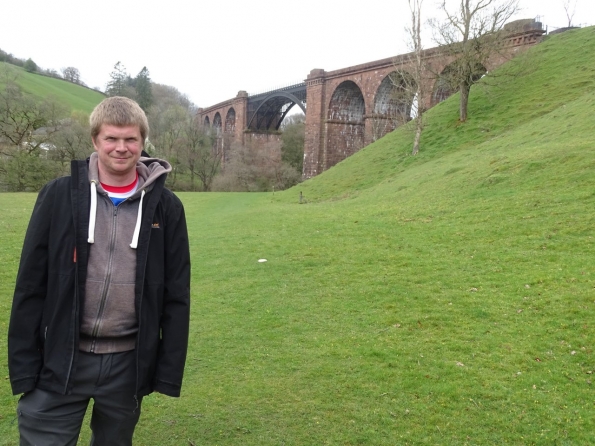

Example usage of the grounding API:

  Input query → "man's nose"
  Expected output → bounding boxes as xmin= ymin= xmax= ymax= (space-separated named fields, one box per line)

xmin=115 ymin=139 xmax=127 ymax=151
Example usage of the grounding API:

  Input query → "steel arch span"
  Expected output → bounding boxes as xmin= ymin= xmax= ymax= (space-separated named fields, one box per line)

xmin=246 ymin=86 xmax=307 ymax=131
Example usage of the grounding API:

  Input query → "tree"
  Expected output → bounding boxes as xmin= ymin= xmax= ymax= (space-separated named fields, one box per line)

xmin=0 ymin=81 xmax=67 ymax=190
xmin=134 ymin=67 xmax=153 ymax=112
xmin=146 ymin=83 xmax=196 ymax=188
xmin=430 ymin=0 xmax=519 ymax=122
xmin=106 ymin=62 xmax=130 ymax=97
xmin=562 ymin=0 xmax=577 ymax=27
xmin=0 ymin=62 xmax=20 ymax=84
xmin=150 ymin=83 xmax=192 ymax=111
xmin=212 ymin=138 xmax=301 ymax=192
xmin=50 ymin=111 xmax=93 ymax=171
xmin=180 ymin=117 xmax=219 ymax=191
xmin=23 ymin=58 xmax=37 ymax=73
xmin=280 ymin=114 xmax=305 ymax=173
xmin=280 ymin=113 xmax=305 ymax=128
xmin=147 ymin=104 xmax=188 ymax=187
xmin=0 ymin=83 xmax=56 ymax=148
xmin=406 ymin=0 xmax=426 ymax=155
xmin=372 ymin=2 xmax=427 ymax=151
xmin=43 ymin=68 xmax=62 ymax=79
xmin=391 ymin=0 xmax=427 ymax=155
xmin=61 ymin=66 xmax=81 ymax=84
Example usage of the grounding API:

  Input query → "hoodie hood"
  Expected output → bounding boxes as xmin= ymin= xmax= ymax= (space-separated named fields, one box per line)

xmin=87 ymin=153 xmax=172 ymax=248
xmin=87 ymin=153 xmax=172 ymax=194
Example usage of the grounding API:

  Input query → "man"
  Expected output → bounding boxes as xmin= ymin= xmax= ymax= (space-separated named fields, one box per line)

xmin=8 ymin=96 xmax=191 ymax=445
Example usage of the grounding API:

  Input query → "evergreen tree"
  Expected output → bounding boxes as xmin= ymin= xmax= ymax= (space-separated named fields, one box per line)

xmin=105 ymin=62 xmax=128 ymax=97
xmin=135 ymin=67 xmax=153 ymax=112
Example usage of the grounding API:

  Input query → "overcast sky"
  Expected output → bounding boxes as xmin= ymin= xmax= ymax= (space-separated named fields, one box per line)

xmin=1 ymin=0 xmax=593 ymax=108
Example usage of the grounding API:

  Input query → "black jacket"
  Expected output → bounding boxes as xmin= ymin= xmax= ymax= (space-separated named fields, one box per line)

xmin=8 ymin=159 xmax=191 ymax=398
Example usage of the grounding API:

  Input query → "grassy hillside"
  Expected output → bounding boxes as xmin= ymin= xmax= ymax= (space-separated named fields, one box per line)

xmin=1 ymin=28 xmax=595 ymax=445
xmin=0 ymin=62 xmax=105 ymax=114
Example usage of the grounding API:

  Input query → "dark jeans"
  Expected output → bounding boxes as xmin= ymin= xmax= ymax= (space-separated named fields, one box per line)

xmin=17 ymin=350 xmax=142 ymax=446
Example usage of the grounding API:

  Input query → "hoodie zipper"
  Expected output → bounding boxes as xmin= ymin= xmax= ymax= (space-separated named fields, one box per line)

xmin=89 ymin=204 xmax=119 ymax=352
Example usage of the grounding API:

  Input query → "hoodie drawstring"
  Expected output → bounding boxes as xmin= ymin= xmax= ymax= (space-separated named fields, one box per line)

xmin=89 ymin=181 xmax=144 ymax=249
xmin=88 ymin=181 xmax=97 ymax=244
xmin=130 ymin=189 xmax=145 ymax=249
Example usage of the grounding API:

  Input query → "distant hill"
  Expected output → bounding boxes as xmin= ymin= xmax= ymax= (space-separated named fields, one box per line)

xmin=0 ymin=62 xmax=105 ymax=114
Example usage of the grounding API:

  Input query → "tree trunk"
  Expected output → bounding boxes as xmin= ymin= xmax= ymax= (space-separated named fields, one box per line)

xmin=459 ymin=83 xmax=471 ymax=122
xmin=171 ymin=166 xmax=177 ymax=187
xmin=412 ymin=117 xmax=422 ymax=155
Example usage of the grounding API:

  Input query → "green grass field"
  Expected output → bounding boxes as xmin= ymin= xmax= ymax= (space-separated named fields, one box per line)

xmin=0 ymin=62 xmax=105 ymax=114
xmin=1 ymin=27 xmax=595 ymax=444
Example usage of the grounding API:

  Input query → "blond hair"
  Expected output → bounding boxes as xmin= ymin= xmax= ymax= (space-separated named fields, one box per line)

xmin=90 ymin=96 xmax=149 ymax=142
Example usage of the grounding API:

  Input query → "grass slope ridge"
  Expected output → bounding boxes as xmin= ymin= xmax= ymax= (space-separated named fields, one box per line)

xmin=0 ymin=62 xmax=105 ymax=114
xmin=1 ymin=28 xmax=595 ymax=445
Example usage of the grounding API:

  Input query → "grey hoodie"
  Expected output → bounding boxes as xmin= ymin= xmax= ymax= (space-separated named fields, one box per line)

xmin=79 ymin=153 xmax=172 ymax=353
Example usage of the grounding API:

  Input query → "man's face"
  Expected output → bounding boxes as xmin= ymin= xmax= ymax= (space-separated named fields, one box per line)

xmin=93 ymin=124 xmax=143 ymax=183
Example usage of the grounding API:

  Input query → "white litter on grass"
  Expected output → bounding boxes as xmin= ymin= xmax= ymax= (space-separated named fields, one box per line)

xmin=258 ymin=259 xmax=267 ymax=263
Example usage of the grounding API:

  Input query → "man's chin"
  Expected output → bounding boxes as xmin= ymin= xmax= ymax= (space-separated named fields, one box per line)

xmin=107 ymin=165 xmax=135 ymax=175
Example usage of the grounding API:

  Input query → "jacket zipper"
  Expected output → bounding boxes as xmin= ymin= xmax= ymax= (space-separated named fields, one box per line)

xmin=64 ymin=234 xmax=80 ymax=394
xmin=64 ymin=274 xmax=77 ymax=393
xmin=90 ymin=204 xmax=119 ymax=352
xmin=134 ymin=223 xmax=145 ymax=404
xmin=63 ymin=169 xmax=82 ymax=395
xmin=134 ymin=200 xmax=152 ymax=402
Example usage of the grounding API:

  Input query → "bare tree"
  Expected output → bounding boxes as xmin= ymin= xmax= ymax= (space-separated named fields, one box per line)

xmin=430 ymin=0 xmax=519 ymax=122
xmin=61 ymin=67 xmax=81 ymax=84
xmin=0 ymin=81 xmax=67 ymax=190
xmin=181 ymin=117 xmax=220 ymax=191
xmin=212 ymin=136 xmax=301 ymax=192
xmin=279 ymin=112 xmax=305 ymax=129
xmin=50 ymin=111 xmax=93 ymax=171
xmin=562 ymin=0 xmax=577 ymax=28
xmin=404 ymin=0 xmax=426 ymax=155
xmin=365 ymin=1 xmax=426 ymax=153
xmin=0 ymin=81 xmax=64 ymax=151
xmin=409 ymin=0 xmax=427 ymax=155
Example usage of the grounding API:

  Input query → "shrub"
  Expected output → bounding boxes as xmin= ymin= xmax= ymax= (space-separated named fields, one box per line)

xmin=23 ymin=58 xmax=37 ymax=73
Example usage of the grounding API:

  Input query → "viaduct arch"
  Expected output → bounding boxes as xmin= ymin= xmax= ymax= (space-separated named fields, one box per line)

xmin=197 ymin=20 xmax=544 ymax=179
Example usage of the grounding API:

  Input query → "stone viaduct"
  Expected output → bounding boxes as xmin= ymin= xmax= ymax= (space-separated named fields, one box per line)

xmin=197 ymin=19 xmax=545 ymax=179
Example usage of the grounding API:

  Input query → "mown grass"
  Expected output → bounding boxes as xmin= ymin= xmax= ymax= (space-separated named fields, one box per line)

xmin=0 ymin=62 xmax=105 ymax=114
xmin=1 ymin=27 xmax=595 ymax=445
